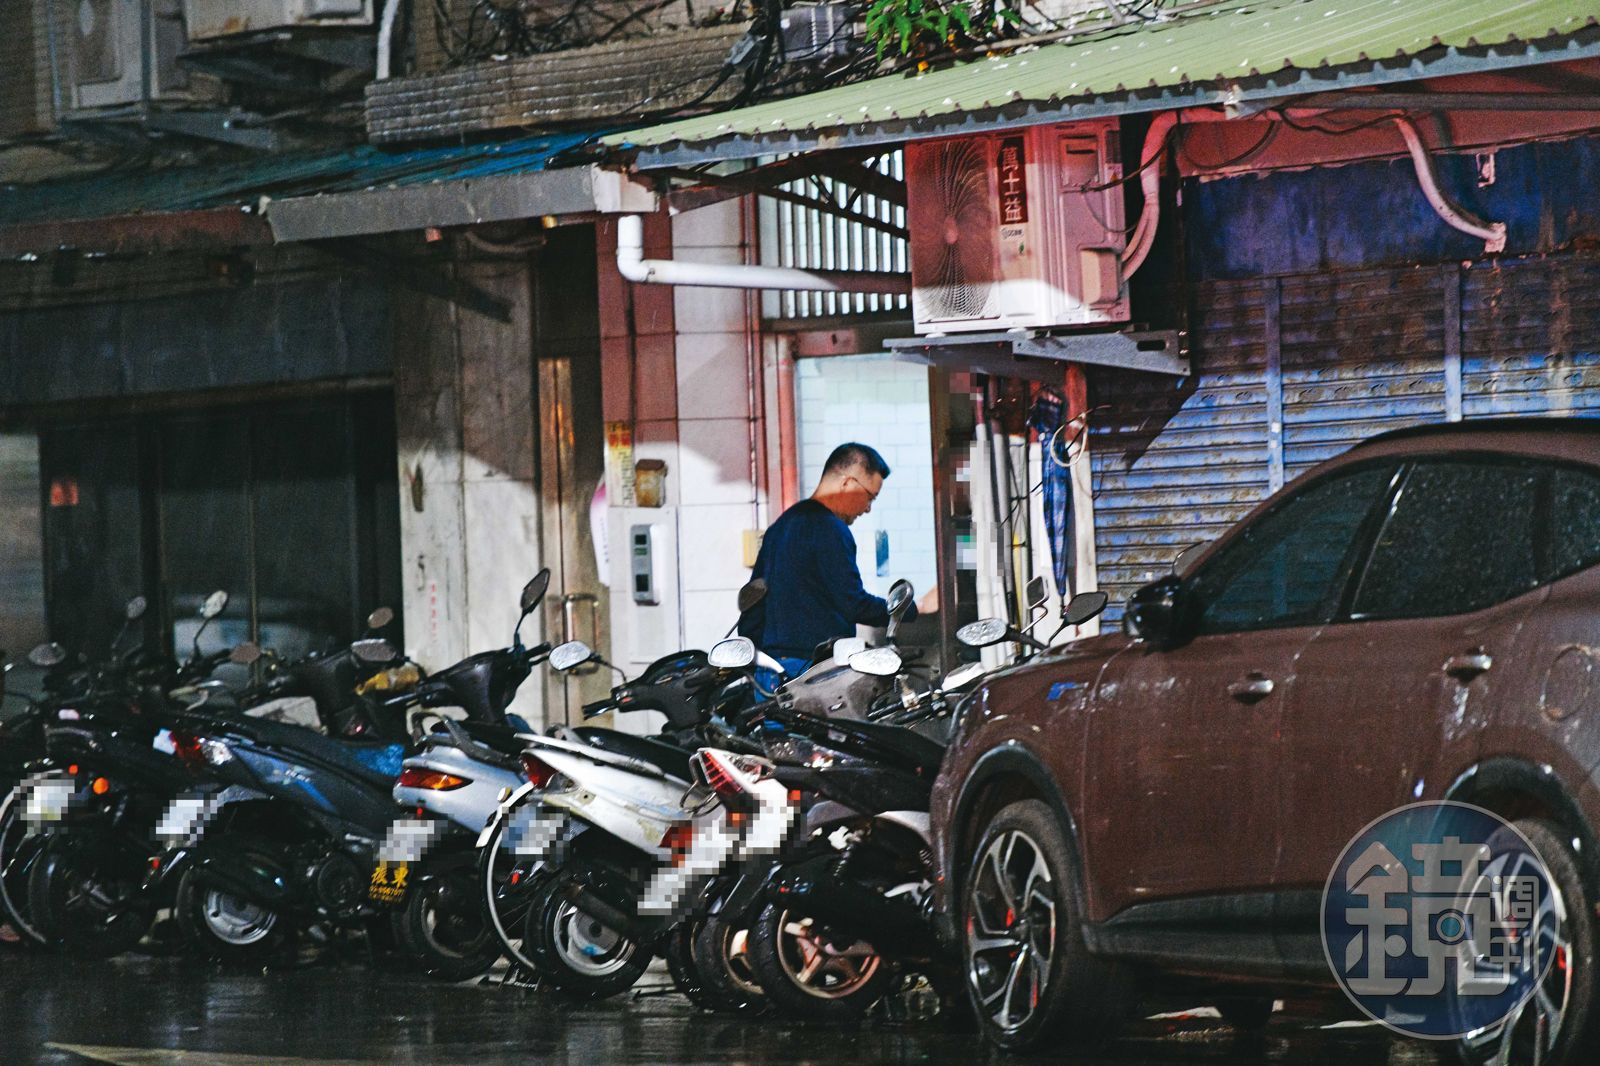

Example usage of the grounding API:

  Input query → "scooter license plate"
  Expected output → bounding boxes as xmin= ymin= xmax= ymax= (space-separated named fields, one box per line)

xmin=21 ymin=774 xmax=75 ymax=825
xmin=368 ymin=860 xmax=409 ymax=905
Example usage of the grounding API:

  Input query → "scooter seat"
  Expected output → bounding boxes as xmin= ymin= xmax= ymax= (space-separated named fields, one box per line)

xmin=568 ymin=727 xmax=693 ymax=781
xmin=815 ymin=716 xmax=947 ymax=777
xmin=231 ymin=716 xmax=404 ymax=788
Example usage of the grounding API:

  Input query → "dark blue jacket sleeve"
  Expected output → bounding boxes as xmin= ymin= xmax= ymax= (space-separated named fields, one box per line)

xmin=817 ymin=523 xmax=892 ymax=627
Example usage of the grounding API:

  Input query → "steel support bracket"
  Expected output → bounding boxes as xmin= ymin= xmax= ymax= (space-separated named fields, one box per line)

xmin=885 ymin=328 xmax=1189 ymax=379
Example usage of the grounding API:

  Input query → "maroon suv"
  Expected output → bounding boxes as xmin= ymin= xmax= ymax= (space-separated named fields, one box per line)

xmin=931 ymin=418 xmax=1600 ymax=1063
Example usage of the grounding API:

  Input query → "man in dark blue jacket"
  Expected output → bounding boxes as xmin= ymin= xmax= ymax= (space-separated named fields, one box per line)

xmin=741 ymin=442 xmax=930 ymax=681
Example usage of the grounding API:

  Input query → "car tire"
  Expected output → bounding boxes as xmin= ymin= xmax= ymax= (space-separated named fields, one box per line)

xmin=174 ymin=861 xmax=295 ymax=965
xmin=523 ymin=865 xmax=651 ymax=1000
xmin=747 ymin=901 xmax=892 ymax=1021
xmin=962 ymin=799 xmax=1131 ymax=1052
xmin=1454 ymin=818 xmax=1598 ymax=1066
xmin=393 ymin=853 xmax=501 ymax=982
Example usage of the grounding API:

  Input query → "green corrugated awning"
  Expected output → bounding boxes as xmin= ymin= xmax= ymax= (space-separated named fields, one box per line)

xmin=604 ymin=0 xmax=1600 ymax=167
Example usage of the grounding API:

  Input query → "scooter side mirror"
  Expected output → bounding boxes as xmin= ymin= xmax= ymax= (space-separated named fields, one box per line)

xmin=885 ymin=579 xmax=914 ymax=641
xmin=549 ymin=641 xmax=594 ymax=672
xmin=736 ymin=578 xmax=767 ymax=615
xmin=28 ymin=642 xmax=67 ymax=667
xmin=1063 ymin=591 xmax=1110 ymax=627
xmin=831 ymin=637 xmax=868 ymax=665
xmin=366 ymin=606 xmax=394 ymax=631
xmin=957 ymin=618 xmax=1009 ymax=649
xmin=709 ymin=637 xmax=757 ymax=670
xmin=200 ymin=591 xmax=229 ymax=620
xmin=1024 ymin=576 xmax=1047 ymax=613
xmin=352 ymin=638 xmax=399 ymax=664
xmin=941 ymin=662 xmax=987 ymax=692
xmin=520 ymin=569 xmax=551 ymax=613
xmin=229 ymin=641 xmax=263 ymax=666
xmin=125 ymin=595 xmax=148 ymax=621
xmin=849 ymin=647 xmax=903 ymax=677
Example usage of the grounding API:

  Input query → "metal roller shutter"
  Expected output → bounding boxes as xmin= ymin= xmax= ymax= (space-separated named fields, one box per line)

xmin=1087 ymin=252 xmax=1600 ymax=627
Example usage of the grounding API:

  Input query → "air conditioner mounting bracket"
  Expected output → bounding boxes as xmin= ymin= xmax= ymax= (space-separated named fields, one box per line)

xmin=885 ymin=328 xmax=1188 ymax=380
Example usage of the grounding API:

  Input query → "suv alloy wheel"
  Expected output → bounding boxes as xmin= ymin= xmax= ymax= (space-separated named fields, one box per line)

xmin=962 ymin=800 xmax=1129 ymax=1050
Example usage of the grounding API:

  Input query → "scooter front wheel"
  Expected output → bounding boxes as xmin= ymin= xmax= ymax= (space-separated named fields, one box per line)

xmin=477 ymin=804 xmax=551 ymax=976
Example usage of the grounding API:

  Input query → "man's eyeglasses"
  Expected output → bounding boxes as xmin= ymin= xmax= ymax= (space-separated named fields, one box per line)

xmin=846 ymin=474 xmax=881 ymax=502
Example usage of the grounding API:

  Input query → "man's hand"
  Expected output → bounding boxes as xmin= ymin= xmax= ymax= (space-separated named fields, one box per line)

xmin=916 ymin=587 xmax=940 ymax=615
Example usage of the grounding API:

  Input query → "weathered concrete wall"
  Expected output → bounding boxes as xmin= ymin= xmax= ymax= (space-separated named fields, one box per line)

xmin=392 ymin=257 xmax=546 ymax=724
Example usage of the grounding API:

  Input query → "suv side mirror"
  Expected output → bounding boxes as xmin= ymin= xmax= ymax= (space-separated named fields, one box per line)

xmin=1126 ymin=576 xmax=1191 ymax=649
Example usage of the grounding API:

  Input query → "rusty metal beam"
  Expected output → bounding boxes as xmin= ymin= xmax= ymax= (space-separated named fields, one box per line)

xmin=659 ymin=146 xmax=906 ymax=214
xmin=663 ymin=166 xmax=907 ymax=239
xmin=0 ymin=207 xmax=273 ymax=257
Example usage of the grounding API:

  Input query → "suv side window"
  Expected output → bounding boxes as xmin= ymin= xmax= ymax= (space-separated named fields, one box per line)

xmin=1192 ymin=465 xmax=1395 ymax=635
xmin=1546 ymin=465 xmax=1600 ymax=582
xmin=1351 ymin=460 xmax=1542 ymax=620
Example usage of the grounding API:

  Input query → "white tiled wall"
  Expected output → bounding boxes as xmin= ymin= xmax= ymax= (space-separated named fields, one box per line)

xmin=796 ymin=356 xmax=937 ymax=600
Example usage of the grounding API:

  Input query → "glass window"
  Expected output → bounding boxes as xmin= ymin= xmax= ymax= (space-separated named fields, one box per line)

xmin=1193 ymin=465 xmax=1395 ymax=635
xmin=1352 ymin=461 xmax=1541 ymax=620
xmin=1545 ymin=466 xmax=1600 ymax=583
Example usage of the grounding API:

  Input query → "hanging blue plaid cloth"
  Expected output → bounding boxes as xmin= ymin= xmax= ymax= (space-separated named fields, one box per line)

xmin=1027 ymin=391 xmax=1073 ymax=597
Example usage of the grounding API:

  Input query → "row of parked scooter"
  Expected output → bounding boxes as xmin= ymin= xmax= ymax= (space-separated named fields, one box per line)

xmin=0 ymin=569 xmax=1108 ymax=1022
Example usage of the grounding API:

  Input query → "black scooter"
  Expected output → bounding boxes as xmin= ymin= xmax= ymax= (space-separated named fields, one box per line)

xmin=156 ymin=572 xmax=552 ymax=964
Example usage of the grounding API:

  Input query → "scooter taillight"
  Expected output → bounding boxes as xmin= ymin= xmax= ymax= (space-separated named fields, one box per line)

xmin=396 ymin=767 xmax=469 ymax=791
xmin=171 ymin=733 xmax=205 ymax=775
xmin=521 ymin=753 xmax=558 ymax=789
xmin=662 ymin=823 xmax=694 ymax=865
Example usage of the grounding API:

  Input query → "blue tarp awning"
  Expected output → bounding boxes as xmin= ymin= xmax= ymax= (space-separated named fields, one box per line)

xmin=0 ymin=131 xmax=622 ymax=252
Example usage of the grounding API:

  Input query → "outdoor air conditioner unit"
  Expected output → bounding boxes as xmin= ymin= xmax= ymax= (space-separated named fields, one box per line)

xmin=68 ymin=0 xmax=190 ymax=111
xmin=904 ymin=120 xmax=1130 ymax=334
xmin=183 ymin=0 xmax=374 ymax=42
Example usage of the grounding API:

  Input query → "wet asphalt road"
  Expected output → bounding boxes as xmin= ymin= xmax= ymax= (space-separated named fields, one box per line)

xmin=1 ymin=947 xmax=1444 ymax=1066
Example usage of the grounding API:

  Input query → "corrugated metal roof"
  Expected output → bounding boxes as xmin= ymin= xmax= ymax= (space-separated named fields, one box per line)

xmin=0 ymin=131 xmax=595 ymax=227
xmin=604 ymin=0 xmax=1600 ymax=166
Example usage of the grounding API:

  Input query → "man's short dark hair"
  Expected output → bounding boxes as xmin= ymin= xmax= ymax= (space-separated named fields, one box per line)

xmin=824 ymin=443 xmax=890 ymax=480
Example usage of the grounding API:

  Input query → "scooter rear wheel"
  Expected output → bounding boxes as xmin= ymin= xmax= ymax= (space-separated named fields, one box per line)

xmin=394 ymin=852 xmax=501 ymax=982
xmin=524 ymin=866 xmax=651 ymax=999
xmin=0 ymin=787 xmax=52 ymax=947
xmin=748 ymin=902 xmax=891 ymax=1021
xmin=691 ymin=905 xmax=769 ymax=1015
xmin=174 ymin=857 xmax=294 ymax=964
xmin=26 ymin=835 xmax=150 ymax=958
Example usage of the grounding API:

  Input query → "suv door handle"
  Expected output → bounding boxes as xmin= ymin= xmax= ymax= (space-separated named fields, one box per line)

xmin=1444 ymin=650 xmax=1494 ymax=682
xmin=1227 ymin=673 xmax=1275 ymax=704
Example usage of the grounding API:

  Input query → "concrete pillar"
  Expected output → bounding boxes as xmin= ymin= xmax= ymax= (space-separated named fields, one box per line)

xmin=594 ymin=202 xmax=769 ymax=675
xmin=392 ymin=258 xmax=545 ymax=725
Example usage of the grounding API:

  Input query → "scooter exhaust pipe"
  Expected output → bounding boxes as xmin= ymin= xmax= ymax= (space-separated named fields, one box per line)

xmin=560 ymin=880 xmax=647 ymax=941
xmin=765 ymin=855 xmax=933 ymax=958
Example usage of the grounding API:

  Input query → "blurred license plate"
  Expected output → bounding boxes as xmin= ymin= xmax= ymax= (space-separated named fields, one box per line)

xmin=368 ymin=860 xmax=409 ymax=904
xmin=22 ymin=775 xmax=75 ymax=825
